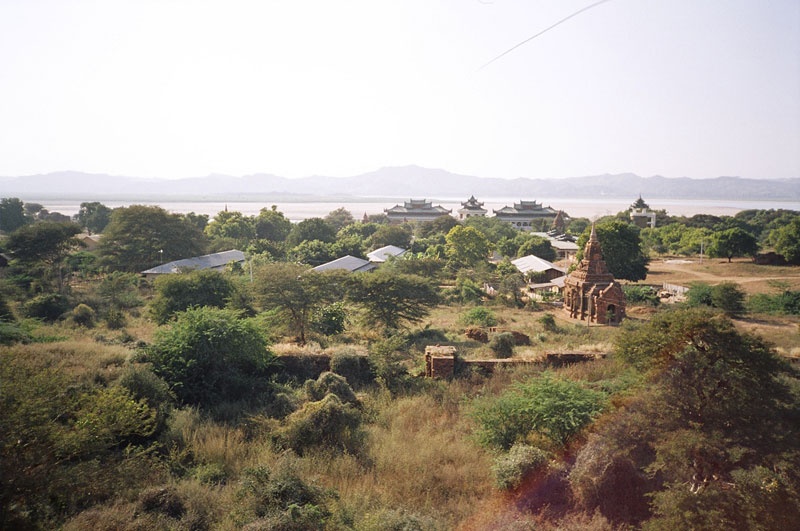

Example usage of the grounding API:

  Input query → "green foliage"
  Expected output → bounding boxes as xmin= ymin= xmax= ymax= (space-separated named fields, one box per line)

xmin=239 ymin=454 xmax=329 ymax=523
xmin=517 ymin=235 xmax=557 ymax=261
xmin=323 ymin=207 xmax=355 ymax=232
xmin=105 ymin=308 xmax=126 ymax=329
xmin=416 ymin=215 xmax=459 ymax=238
xmin=369 ymin=224 xmax=412 ymax=249
xmin=304 ymin=371 xmax=358 ymax=404
xmin=622 ymin=285 xmax=660 ymax=306
xmin=5 ymin=221 xmax=82 ymax=266
xmin=769 ymin=217 xmax=800 ymax=262
xmin=77 ymin=201 xmax=112 ymax=234
xmin=253 ymin=263 xmax=343 ymax=343
xmin=355 ymin=508 xmax=435 ymax=531
xmin=99 ymin=205 xmax=207 ymax=272
xmin=368 ymin=335 xmax=411 ymax=393
xmin=72 ymin=303 xmax=96 ymax=327
xmin=471 ymin=374 xmax=605 ymax=450
xmin=146 ymin=307 xmax=273 ymax=406
xmin=275 ymin=394 xmax=363 ymax=455
xmin=289 ymin=239 xmax=336 ymax=266
xmin=707 ymin=227 xmax=759 ymax=262
xmin=603 ymin=308 xmax=800 ymax=527
xmin=118 ymin=365 xmax=175 ymax=432
xmin=686 ymin=282 xmax=714 ymax=307
xmin=710 ymin=282 xmax=746 ymax=317
xmin=23 ymin=293 xmax=70 ymax=321
xmin=445 ymin=225 xmax=491 ymax=268
xmin=748 ymin=290 xmax=800 ymax=315
xmin=538 ymin=313 xmax=558 ymax=332
xmin=575 ymin=221 xmax=649 ymax=281
xmin=0 ymin=321 xmax=31 ymax=345
xmin=255 ymin=205 xmax=293 ymax=241
xmin=492 ymin=443 xmax=549 ymax=490
xmin=286 ymin=217 xmax=337 ymax=247
xmin=347 ymin=270 xmax=440 ymax=330
xmin=464 ymin=216 xmax=516 ymax=242
xmin=337 ymin=221 xmax=380 ymax=241
xmin=330 ymin=350 xmax=374 ymax=389
xmin=98 ymin=271 xmax=142 ymax=310
xmin=460 ymin=307 xmax=497 ymax=327
xmin=0 ymin=292 xmax=15 ymax=322
xmin=204 ymin=210 xmax=256 ymax=242
xmin=150 ymin=269 xmax=235 ymax=324
xmin=0 ymin=197 xmax=29 ymax=232
xmin=311 ymin=302 xmax=347 ymax=336
xmin=489 ymin=332 xmax=515 ymax=358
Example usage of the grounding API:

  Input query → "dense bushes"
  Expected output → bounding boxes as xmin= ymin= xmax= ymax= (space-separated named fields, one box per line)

xmin=471 ymin=374 xmax=605 ymax=450
xmin=146 ymin=307 xmax=273 ymax=406
xmin=150 ymin=269 xmax=235 ymax=324
xmin=23 ymin=293 xmax=69 ymax=321
xmin=274 ymin=394 xmax=363 ymax=455
xmin=460 ymin=307 xmax=497 ymax=327
xmin=686 ymin=281 xmax=746 ymax=317
xmin=489 ymin=332 xmax=515 ymax=358
xmin=492 ymin=443 xmax=549 ymax=490
xmin=748 ymin=289 xmax=800 ymax=315
xmin=622 ymin=284 xmax=660 ymax=306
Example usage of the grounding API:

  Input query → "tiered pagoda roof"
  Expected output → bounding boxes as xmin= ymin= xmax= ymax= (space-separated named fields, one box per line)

xmin=385 ymin=199 xmax=451 ymax=216
xmin=493 ymin=200 xmax=558 ymax=217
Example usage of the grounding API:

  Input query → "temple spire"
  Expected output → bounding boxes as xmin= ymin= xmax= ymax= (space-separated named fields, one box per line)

xmin=589 ymin=223 xmax=598 ymax=242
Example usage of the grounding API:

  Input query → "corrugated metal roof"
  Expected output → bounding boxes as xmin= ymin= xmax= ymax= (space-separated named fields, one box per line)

xmin=367 ymin=245 xmax=407 ymax=263
xmin=142 ymin=249 xmax=245 ymax=275
xmin=312 ymin=255 xmax=377 ymax=273
xmin=511 ymin=255 xmax=566 ymax=274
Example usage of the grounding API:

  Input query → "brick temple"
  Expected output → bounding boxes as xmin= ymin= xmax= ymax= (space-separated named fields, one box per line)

xmin=562 ymin=225 xmax=626 ymax=324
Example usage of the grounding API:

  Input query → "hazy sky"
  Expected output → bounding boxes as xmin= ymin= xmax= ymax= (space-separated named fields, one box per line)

xmin=1 ymin=0 xmax=798 ymax=180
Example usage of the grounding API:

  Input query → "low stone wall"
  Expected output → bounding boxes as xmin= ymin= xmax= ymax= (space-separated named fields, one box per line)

xmin=424 ymin=346 xmax=605 ymax=379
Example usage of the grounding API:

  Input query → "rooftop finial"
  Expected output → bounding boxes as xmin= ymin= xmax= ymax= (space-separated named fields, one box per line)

xmin=589 ymin=223 xmax=598 ymax=242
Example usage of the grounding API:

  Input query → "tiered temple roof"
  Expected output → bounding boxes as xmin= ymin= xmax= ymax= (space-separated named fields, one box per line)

xmin=457 ymin=196 xmax=487 ymax=218
xmin=385 ymin=199 xmax=452 ymax=223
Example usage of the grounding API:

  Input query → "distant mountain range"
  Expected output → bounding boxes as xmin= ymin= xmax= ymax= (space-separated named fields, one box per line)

xmin=1 ymin=166 xmax=797 ymax=202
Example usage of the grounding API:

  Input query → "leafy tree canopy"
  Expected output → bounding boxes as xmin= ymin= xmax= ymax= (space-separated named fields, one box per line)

xmin=77 ymin=202 xmax=112 ymax=234
xmin=464 ymin=216 xmax=516 ymax=242
xmin=369 ymin=224 xmax=412 ymax=249
xmin=146 ymin=306 xmax=273 ymax=406
xmin=323 ymin=207 xmax=355 ymax=233
xmin=289 ymin=239 xmax=336 ymax=267
xmin=707 ymin=227 xmax=758 ymax=262
xmin=517 ymin=235 xmax=557 ymax=261
xmin=575 ymin=221 xmax=649 ymax=281
xmin=445 ymin=225 xmax=491 ymax=268
xmin=150 ymin=269 xmax=235 ymax=324
xmin=255 ymin=205 xmax=292 ymax=241
xmin=416 ymin=215 xmax=459 ymax=238
xmin=769 ymin=217 xmax=800 ymax=263
xmin=205 ymin=210 xmax=256 ymax=242
xmin=98 ymin=205 xmax=207 ymax=272
xmin=4 ymin=221 xmax=82 ymax=266
xmin=346 ymin=270 xmax=439 ymax=329
xmin=337 ymin=222 xmax=380 ymax=241
xmin=286 ymin=218 xmax=336 ymax=247
xmin=0 ymin=198 xmax=29 ymax=233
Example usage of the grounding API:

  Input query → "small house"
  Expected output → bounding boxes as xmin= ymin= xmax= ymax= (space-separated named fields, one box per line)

xmin=141 ymin=249 xmax=246 ymax=279
xmin=367 ymin=245 xmax=407 ymax=263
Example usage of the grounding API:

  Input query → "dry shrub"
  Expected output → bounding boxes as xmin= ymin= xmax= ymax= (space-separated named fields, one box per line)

xmin=185 ymin=423 xmax=252 ymax=476
xmin=553 ymin=357 xmax=625 ymax=383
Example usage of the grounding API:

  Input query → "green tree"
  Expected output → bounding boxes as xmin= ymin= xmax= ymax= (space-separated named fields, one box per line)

xmin=150 ymin=269 xmax=235 ymax=324
xmin=4 ymin=221 xmax=82 ymax=290
xmin=255 ymin=205 xmax=292 ymax=241
xmin=347 ymin=270 xmax=439 ymax=329
xmin=323 ymin=207 xmax=355 ymax=232
xmin=445 ymin=225 xmax=491 ymax=268
xmin=464 ymin=216 xmax=516 ymax=242
xmin=181 ymin=211 xmax=209 ymax=231
xmin=517 ymin=235 xmax=557 ymax=261
xmin=76 ymin=201 xmax=112 ymax=234
xmin=286 ymin=218 xmax=337 ymax=247
xmin=205 ymin=210 xmax=256 ymax=242
xmin=710 ymin=282 xmax=746 ymax=317
xmin=252 ymin=263 xmax=342 ymax=343
xmin=289 ymin=239 xmax=336 ymax=266
xmin=770 ymin=217 xmax=800 ymax=262
xmin=146 ymin=307 xmax=272 ymax=406
xmin=707 ymin=227 xmax=758 ymax=262
xmin=98 ymin=205 xmax=207 ymax=272
xmin=369 ymin=224 xmax=412 ymax=249
xmin=0 ymin=198 xmax=29 ymax=233
xmin=610 ymin=309 xmax=799 ymax=528
xmin=337 ymin=221 xmax=380 ymax=241
xmin=575 ymin=221 xmax=649 ymax=281
xmin=98 ymin=271 xmax=141 ymax=310
xmin=416 ymin=215 xmax=459 ymax=238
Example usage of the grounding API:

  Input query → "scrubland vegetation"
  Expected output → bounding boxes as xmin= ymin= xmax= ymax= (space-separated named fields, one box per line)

xmin=1 ymin=197 xmax=800 ymax=529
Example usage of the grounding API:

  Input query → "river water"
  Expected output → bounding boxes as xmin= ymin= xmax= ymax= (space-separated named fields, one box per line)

xmin=28 ymin=197 xmax=800 ymax=222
